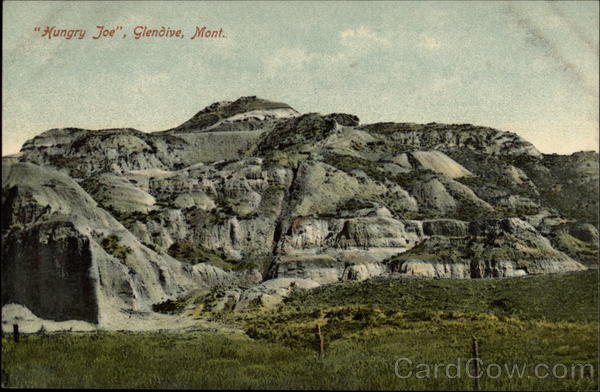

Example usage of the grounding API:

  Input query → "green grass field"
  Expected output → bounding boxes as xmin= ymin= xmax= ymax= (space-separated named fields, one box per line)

xmin=2 ymin=270 xmax=598 ymax=390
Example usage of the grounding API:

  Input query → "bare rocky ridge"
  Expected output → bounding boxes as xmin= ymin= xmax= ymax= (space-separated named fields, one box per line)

xmin=2 ymin=96 xmax=598 ymax=330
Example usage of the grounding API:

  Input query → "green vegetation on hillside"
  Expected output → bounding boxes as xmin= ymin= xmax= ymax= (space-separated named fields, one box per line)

xmin=100 ymin=234 xmax=132 ymax=262
xmin=503 ymin=153 xmax=599 ymax=227
xmin=167 ymin=240 xmax=237 ymax=271
xmin=278 ymin=270 xmax=598 ymax=323
xmin=257 ymin=114 xmax=337 ymax=155
xmin=2 ymin=271 xmax=597 ymax=390
xmin=550 ymin=231 xmax=599 ymax=267
xmin=106 ymin=208 xmax=163 ymax=227
xmin=322 ymin=152 xmax=388 ymax=182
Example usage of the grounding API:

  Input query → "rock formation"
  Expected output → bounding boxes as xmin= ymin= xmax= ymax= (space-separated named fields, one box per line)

xmin=2 ymin=96 xmax=598 ymax=329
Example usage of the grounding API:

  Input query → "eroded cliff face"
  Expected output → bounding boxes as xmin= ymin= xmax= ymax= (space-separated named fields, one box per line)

xmin=2 ymin=96 xmax=598 ymax=327
xmin=2 ymin=221 xmax=97 ymax=323
xmin=387 ymin=218 xmax=586 ymax=279
xmin=1 ymin=162 xmax=254 ymax=329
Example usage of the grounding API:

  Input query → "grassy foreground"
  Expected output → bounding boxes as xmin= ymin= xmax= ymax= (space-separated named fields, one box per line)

xmin=2 ymin=270 xmax=599 ymax=390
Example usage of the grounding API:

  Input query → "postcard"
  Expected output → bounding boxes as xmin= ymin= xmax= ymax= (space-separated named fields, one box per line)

xmin=2 ymin=1 xmax=598 ymax=390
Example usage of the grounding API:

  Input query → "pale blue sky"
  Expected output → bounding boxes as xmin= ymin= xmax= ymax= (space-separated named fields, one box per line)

xmin=3 ymin=1 xmax=598 ymax=155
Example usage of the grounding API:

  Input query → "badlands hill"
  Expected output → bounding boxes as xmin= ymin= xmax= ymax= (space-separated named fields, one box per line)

xmin=2 ymin=96 xmax=598 ymax=330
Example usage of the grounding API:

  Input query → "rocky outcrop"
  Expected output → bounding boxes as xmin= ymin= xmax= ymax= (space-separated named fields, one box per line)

xmin=3 ymin=96 xmax=597 ymax=328
xmin=408 ymin=150 xmax=473 ymax=178
xmin=165 ymin=96 xmax=297 ymax=133
xmin=386 ymin=218 xmax=586 ymax=278
xmin=234 ymin=278 xmax=320 ymax=311
xmin=19 ymin=97 xmax=300 ymax=178
xmin=2 ymin=221 xmax=98 ymax=322
xmin=422 ymin=219 xmax=470 ymax=237
xmin=1 ymin=161 xmax=236 ymax=328
xmin=359 ymin=122 xmax=542 ymax=157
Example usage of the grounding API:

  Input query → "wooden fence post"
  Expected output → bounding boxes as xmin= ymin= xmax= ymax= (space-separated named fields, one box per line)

xmin=315 ymin=324 xmax=324 ymax=362
xmin=13 ymin=324 xmax=19 ymax=343
xmin=471 ymin=336 xmax=481 ymax=391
